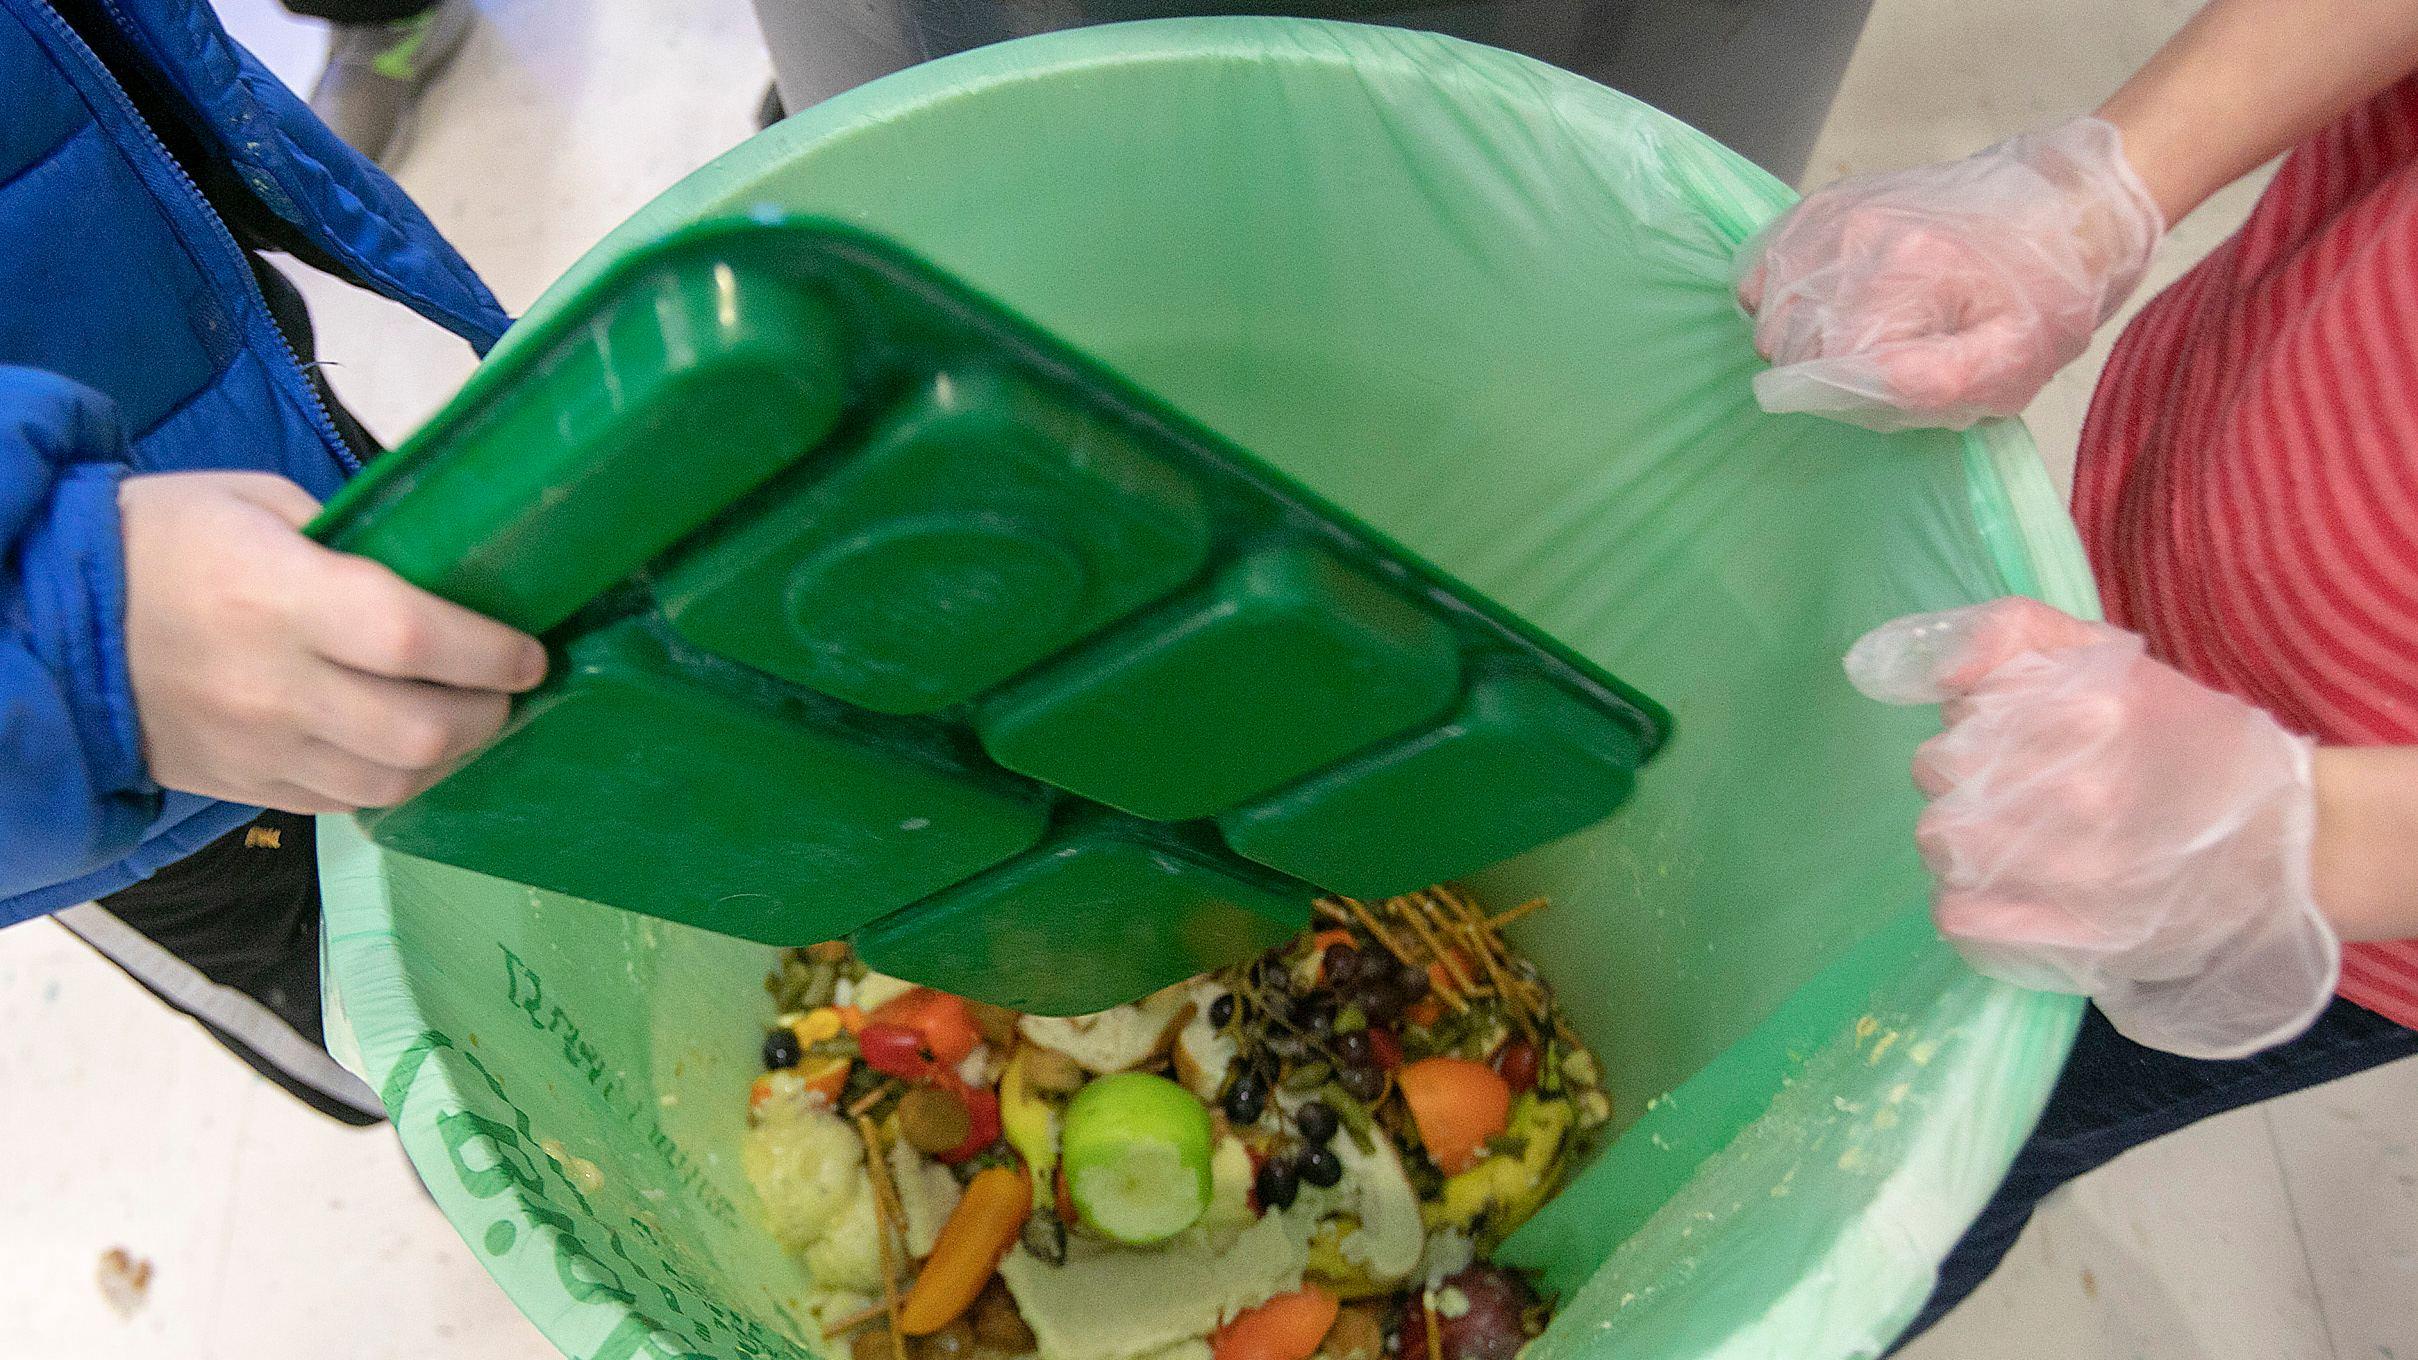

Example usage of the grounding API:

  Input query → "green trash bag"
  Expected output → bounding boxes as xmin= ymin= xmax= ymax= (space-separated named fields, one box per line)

xmin=319 ymin=18 xmax=2096 ymax=1360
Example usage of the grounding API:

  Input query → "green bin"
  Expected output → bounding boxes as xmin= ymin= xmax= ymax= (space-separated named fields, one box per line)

xmin=321 ymin=20 xmax=2095 ymax=1360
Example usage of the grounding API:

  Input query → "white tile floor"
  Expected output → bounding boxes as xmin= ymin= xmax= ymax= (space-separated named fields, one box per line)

xmin=0 ymin=1 xmax=2412 ymax=1356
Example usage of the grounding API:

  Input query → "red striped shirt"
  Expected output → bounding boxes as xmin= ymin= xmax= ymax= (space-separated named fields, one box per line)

xmin=2074 ymin=74 xmax=2418 ymax=1031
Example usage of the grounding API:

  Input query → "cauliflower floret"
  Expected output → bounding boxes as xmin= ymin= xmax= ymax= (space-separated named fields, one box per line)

xmin=1018 ymin=986 xmax=1192 ymax=1076
xmin=1171 ymin=980 xmax=1237 ymax=1102
xmin=891 ymin=1136 xmax=964 ymax=1258
xmin=741 ymin=1098 xmax=867 ymax=1253
xmin=803 ymin=1179 xmax=883 ymax=1295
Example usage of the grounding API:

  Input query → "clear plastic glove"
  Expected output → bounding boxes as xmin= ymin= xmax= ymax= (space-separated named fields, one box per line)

xmin=1738 ymin=118 xmax=2164 ymax=431
xmin=1846 ymin=597 xmax=2338 ymax=1059
xmin=121 ymin=472 xmax=548 ymax=813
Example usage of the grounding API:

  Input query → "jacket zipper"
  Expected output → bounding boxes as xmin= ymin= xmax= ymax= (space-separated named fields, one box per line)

xmin=39 ymin=0 xmax=361 ymax=474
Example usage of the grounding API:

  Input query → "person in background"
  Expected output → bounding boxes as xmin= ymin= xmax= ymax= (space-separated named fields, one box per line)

xmin=1737 ymin=0 xmax=2418 ymax=1341
xmin=5 ymin=0 xmax=540 ymax=1122
xmin=287 ymin=0 xmax=472 ymax=164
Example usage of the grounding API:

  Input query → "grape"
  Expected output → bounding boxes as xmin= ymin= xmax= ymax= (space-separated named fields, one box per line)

xmin=1224 ymin=1068 xmax=1269 ymax=1125
xmin=1337 ymin=1062 xmax=1386 ymax=1103
xmin=1300 ymin=1145 xmax=1343 ymax=1188
xmin=1254 ymin=1155 xmax=1300 ymax=1211
xmin=761 ymin=1027 xmax=802 ymax=1071
xmin=1348 ymin=980 xmax=1401 ymax=1023
xmin=1331 ymin=1030 xmax=1374 ymax=1069
xmin=1295 ymin=1100 xmax=1339 ymax=1145
xmin=1393 ymin=1266 xmax=1539 ymax=1360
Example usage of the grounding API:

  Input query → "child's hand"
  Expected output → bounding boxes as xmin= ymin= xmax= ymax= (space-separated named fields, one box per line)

xmin=120 ymin=472 xmax=548 ymax=813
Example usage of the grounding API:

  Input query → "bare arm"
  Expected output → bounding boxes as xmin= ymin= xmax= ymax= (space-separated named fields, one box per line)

xmin=2103 ymin=6 xmax=2418 ymax=940
xmin=2099 ymin=0 xmax=2418 ymax=223
xmin=2312 ymin=747 xmax=2418 ymax=942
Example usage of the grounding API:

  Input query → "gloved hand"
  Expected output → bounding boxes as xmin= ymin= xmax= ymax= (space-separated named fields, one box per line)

xmin=1846 ymin=597 xmax=2338 ymax=1059
xmin=122 ymin=472 xmax=548 ymax=813
xmin=1737 ymin=117 xmax=2165 ymax=432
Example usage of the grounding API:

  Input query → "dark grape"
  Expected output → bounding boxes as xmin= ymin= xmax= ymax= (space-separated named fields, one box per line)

xmin=1300 ymin=1145 xmax=1343 ymax=1188
xmin=1208 ymin=992 xmax=1236 ymax=1028
xmin=1224 ymin=1068 xmax=1269 ymax=1125
xmin=1391 ymin=959 xmax=1432 ymax=1006
xmin=1296 ymin=996 xmax=1336 ymax=1039
xmin=1338 ymin=1062 xmax=1386 ymax=1102
xmin=761 ymin=1027 xmax=802 ymax=1070
xmin=1295 ymin=1100 xmax=1339 ymax=1145
xmin=1331 ymin=1029 xmax=1374 ymax=1069
xmin=1349 ymin=985 xmax=1403 ymax=1027
xmin=1324 ymin=944 xmax=1367 ymax=985
xmin=1254 ymin=1155 xmax=1301 ymax=1211
xmin=1394 ymin=1266 xmax=1540 ymax=1360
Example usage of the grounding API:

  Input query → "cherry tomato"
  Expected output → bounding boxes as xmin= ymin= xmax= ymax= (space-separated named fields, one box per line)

xmin=1490 ymin=1039 xmax=1541 ymax=1095
xmin=1366 ymin=1027 xmax=1405 ymax=1072
xmin=858 ymin=1022 xmax=936 ymax=1080
xmin=872 ymin=989 xmax=982 ymax=1066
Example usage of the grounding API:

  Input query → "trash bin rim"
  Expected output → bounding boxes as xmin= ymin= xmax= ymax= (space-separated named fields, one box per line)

xmin=324 ymin=19 xmax=2098 ymax=1359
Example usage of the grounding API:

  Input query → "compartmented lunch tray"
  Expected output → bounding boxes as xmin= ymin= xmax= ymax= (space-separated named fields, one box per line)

xmin=311 ymin=217 xmax=1668 ymax=1014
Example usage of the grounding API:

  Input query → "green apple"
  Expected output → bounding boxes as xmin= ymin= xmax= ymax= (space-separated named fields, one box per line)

xmin=1061 ymin=1073 xmax=1214 ymax=1245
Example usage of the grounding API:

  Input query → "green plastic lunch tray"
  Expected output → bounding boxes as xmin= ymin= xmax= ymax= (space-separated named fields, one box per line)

xmin=310 ymin=216 xmax=1669 ymax=1014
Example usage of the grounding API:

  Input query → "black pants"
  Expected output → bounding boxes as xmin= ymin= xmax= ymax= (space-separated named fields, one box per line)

xmin=282 ymin=0 xmax=434 ymax=24
xmin=74 ymin=811 xmax=389 ymax=1123
xmin=1895 ymin=996 xmax=2418 ymax=1346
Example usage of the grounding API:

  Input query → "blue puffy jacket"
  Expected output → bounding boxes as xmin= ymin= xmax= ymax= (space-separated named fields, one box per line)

xmin=0 ymin=0 xmax=509 ymax=926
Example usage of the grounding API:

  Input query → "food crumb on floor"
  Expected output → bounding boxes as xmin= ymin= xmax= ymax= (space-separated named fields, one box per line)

xmin=96 ymin=1247 xmax=153 ymax=1318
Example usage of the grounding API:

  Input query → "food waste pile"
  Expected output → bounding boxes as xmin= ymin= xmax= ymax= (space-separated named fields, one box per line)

xmin=742 ymin=888 xmax=1610 ymax=1360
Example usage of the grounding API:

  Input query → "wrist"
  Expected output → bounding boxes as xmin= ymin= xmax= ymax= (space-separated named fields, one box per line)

xmin=2310 ymin=746 xmax=2418 ymax=942
xmin=2087 ymin=101 xmax=2216 ymax=227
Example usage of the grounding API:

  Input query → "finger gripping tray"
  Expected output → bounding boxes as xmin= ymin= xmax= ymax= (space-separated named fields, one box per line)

xmin=309 ymin=217 xmax=1670 ymax=1014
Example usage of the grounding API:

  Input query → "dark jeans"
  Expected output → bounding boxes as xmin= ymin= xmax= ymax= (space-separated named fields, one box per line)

xmin=281 ymin=0 xmax=434 ymax=23
xmin=1895 ymin=996 xmax=2418 ymax=1346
